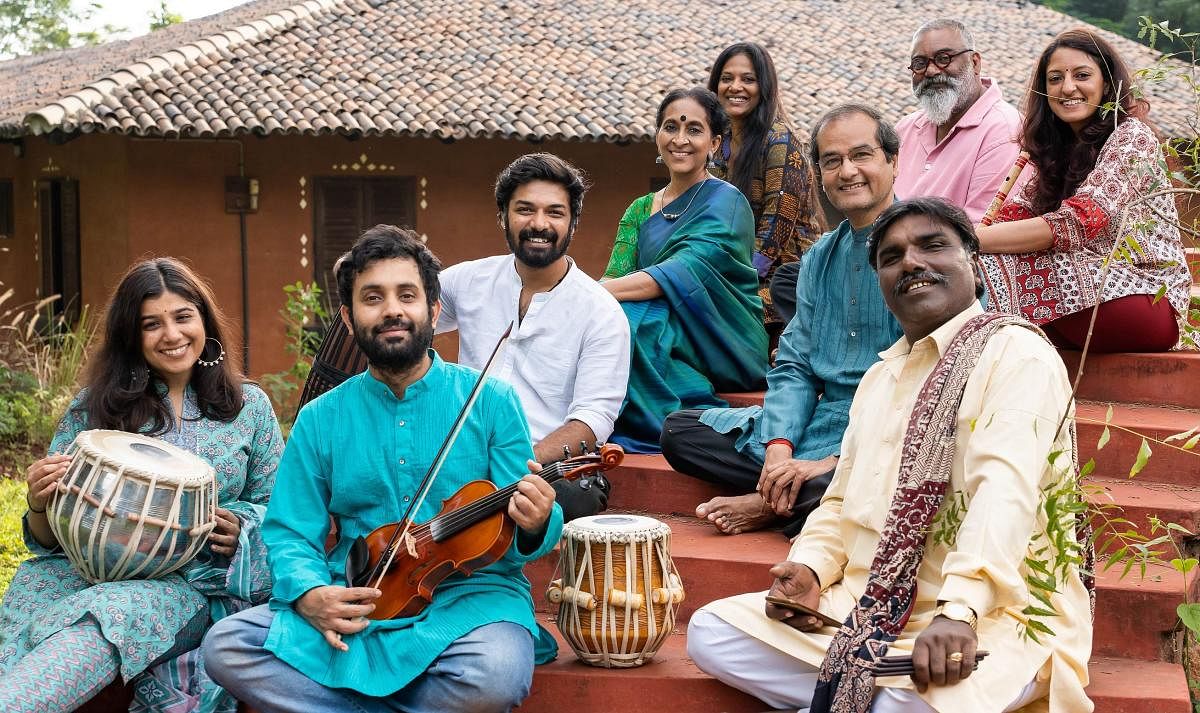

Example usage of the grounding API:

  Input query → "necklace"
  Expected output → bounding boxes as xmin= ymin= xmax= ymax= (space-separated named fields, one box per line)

xmin=660 ymin=177 xmax=709 ymax=221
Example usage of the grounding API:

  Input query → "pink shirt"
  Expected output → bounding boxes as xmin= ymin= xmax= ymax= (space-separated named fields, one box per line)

xmin=895 ymin=78 xmax=1022 ymax=223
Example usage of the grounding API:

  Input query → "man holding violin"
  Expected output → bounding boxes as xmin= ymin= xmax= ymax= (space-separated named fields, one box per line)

xmin=203 ymin=225 xmax=562 ymax=713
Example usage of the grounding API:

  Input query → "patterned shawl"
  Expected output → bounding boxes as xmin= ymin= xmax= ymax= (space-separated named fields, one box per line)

xmin=810 ymin=312 xmax=1088 ymax=712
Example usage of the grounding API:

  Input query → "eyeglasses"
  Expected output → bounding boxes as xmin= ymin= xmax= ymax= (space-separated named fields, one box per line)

xmin=907 ymin=48 xmax=973 ymax=73
xmin=818 ymin=145 xmax=882 ymax=172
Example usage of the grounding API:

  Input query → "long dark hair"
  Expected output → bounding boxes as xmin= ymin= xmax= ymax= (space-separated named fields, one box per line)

xmin=80 ymin=258 xmax=243 ymax=435
xmin=707 ymin=42 xmax=781 ymax=198
xmin=1022 ymin=29 xmax=1149 ymax=215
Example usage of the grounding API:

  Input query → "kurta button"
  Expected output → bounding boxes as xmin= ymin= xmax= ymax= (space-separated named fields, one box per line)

xmin=850 ymin=331 xmax=857 ymax=337
xmin=398 ymin=420 xmax=406 ymax=426
xmin=399 ymin=458 xmax=406 ymax=464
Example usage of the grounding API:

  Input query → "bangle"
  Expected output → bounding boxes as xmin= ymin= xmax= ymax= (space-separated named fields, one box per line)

xmin=25 ymin=494 xmax=46 ymax=514
xmin=766 ymin=438 xmax=794 ymax=451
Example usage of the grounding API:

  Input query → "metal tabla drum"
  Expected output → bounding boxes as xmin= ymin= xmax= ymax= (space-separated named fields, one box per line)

xmin=47 ymin=429 xmax=218 ymax=583
xmin=546 ymin=514 xmax=684 ymax=668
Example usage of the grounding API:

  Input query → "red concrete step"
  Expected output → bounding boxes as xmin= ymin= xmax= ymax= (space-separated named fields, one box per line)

xmin=606 ymin=453 xmax=738 ymax=518
xmin=524 ymin=627 xmax=763 ymax=712
xmin=1087 ymin=656 xmax=1192 ymax=713
xmin=1077 ymin=402 xmax=1200 ymax=486
xmin=525 ymin=633 xmax=1190 ymax=713
xmin=1059 ymin=351 xmax=1200 ymax=410
xmin=1087 ymin=478 xmax=1200 ymax=549
xmin=1092 ymin=558 xmax=1194 ymax=661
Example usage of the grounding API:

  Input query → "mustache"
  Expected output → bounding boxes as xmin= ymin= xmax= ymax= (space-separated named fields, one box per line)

xmin=373 ymin=317 xmax=413 ymax=335
xmin=519 ymin=227 xmax=558 ymax=242
xmin=894 ymin=271 xmax=947 ymax=297
xmin=915 ymin=75 xmax=953 ymax=95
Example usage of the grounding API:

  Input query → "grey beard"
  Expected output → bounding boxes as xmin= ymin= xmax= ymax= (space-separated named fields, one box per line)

xmin=917 ymin=85 xmax=960 ymax=125
xmin=915 ymin=72 xmax=971 ymax=126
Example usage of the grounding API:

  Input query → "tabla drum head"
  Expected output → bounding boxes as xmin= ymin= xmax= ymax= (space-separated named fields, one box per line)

xmin=76 ymin=430 xmax=214 ymax=485
xmin=562 ymin=514 xmax=670 ymax=539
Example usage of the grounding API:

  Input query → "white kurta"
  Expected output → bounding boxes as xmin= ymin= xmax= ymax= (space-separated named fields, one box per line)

xmin=704 ymin=303 xmax=1093 ymax=713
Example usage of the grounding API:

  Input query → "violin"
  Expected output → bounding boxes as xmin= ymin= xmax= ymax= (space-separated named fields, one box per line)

xmin=344 ymin=443 xmax=625 ymax=620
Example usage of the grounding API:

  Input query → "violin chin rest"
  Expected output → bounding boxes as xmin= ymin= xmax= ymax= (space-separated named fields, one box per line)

xmin=345 ymin=535 xmax=371 ymax=587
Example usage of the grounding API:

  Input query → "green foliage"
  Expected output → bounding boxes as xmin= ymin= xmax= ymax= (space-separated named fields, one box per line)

xmin=148 ymin=1 xmax=182 ymax=32
xmin=1033 ymin=0 xmax=1200 ymax=52
xmin=0 ymin=291 xmax=95 ymax=451
xmin=260 ymin=282 xmax=328 ymax=435
xmin=0 ymin=0 xmax=124 ymax=58
xmin=0 ymin=477 xmax=31 ymax=595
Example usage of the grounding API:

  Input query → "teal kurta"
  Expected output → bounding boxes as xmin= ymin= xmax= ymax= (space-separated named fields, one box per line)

xmin=0 ymin=383 xmax=282 ymax=713
xmin=610 ymin=178 xmax=769 ymax=452
xmin=263 ymin=352 xmax=564 ymax=697
xmin=699 ymin=220 xmax=904 ymax=463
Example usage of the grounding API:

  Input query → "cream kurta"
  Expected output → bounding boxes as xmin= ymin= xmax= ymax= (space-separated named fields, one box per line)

xmin=704 ymin=303 xmax=1093 ymax=713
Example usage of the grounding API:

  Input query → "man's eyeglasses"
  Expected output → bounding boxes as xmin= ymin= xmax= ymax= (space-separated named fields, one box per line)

xmin=818 ymin=146 xmax=882 ymax=172
xmin=907 ymin=48 xmax=973 ymax=73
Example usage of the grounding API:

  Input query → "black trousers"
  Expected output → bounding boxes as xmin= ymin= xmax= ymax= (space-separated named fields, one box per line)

xmin=769 ymin=261 xmax=802 ymax=327
xmin=660 ymin=409 xmax=833 ymax=537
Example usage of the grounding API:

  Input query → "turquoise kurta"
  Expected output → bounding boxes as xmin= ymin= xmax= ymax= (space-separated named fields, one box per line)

xmin=610 ymin=178 xmax=769 ymax=453
xmin=262 ymin=352 xmax=564 ymax=697
xmin=699 ymin=220 xmax=903 ymax=463
xmin=0 ymin=383 xmax=282 ymax=713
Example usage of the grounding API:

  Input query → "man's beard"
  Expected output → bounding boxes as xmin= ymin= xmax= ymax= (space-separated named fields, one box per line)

xmin=351 ymin=314 xmax=433 ymax=372
xmin=506 ymin=224 xmax=572 ymax=268
xmin=914 ymin=71 xmax=971 ymax=125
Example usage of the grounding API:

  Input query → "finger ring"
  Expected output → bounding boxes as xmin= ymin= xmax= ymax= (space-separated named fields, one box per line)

xmin=948 ymin=652 xmax=964 ymax=663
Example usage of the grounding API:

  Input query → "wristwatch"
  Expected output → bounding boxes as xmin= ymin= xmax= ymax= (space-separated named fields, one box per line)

xmin=933 ymin=602 xmax=978 ymax=631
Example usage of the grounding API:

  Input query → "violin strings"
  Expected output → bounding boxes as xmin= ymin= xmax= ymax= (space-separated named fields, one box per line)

xmin=368 ymin=460 xmax=578 ymax=563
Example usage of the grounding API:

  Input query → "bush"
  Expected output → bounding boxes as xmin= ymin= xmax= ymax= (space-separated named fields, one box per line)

xmin=0 ymin=478 xmax=31 ymax=595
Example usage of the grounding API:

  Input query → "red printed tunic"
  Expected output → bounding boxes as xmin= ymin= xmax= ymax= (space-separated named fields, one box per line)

xmin=979 ymin=118 xmax=1190 ymax=338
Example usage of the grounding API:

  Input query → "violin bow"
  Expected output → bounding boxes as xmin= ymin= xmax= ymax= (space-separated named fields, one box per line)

xmin=363 ymin=322 xmax=515 ymax=591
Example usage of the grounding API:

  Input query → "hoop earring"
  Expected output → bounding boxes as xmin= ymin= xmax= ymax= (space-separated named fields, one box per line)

xmin=655 ymin=155 xmax=665 ymax=165
xmin=197 ymin=338 xmax=226 ymax=368
xmin=128 ymin=363 xmax=150 ymax=391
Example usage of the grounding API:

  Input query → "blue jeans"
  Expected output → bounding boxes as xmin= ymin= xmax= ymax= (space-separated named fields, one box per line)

xmin=202 ymin=604 xmax=534 ymax=713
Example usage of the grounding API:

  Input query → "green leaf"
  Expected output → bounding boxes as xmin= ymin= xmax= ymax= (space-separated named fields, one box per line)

xmin=1128 ymin=438 xmax=1152 ymax=478
xmin=1025 ymin=618 xmax=1056 ymax=636
xmin=1178 ymin=603 xmax=1200 ymax=636
xmin=1097 ymin=426 xmax=1111 ymax=451
xmin=1152 ymin=284 xmax=1167 ymax=304
xmin=1170 ymin=558 xmax=1199 ymax=574
xmin=1080 ymin=458 xmax=1096 ymax=478
xmin=1166 ymin=523 xmax=1195 ymax=536
xmin=1184 ymin=433 xmax=1200 ymax=451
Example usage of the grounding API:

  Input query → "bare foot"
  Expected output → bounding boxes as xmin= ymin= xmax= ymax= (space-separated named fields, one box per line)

xmin=695 ymin=493 xmax=778 ymax=535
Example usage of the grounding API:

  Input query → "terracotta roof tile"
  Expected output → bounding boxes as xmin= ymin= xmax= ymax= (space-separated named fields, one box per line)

xmin=0 ymin=0 xmax=1194 ymax=140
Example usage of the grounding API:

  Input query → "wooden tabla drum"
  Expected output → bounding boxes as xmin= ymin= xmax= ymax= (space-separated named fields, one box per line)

xmin=546 ymin=514 xmax=684 ymax=668
xmin=48 ymin=429 xmax=218 ymax=583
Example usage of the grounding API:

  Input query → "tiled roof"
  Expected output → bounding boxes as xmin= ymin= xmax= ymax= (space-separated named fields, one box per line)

xmin=1 ymin=0 xmax=1194 ymax=140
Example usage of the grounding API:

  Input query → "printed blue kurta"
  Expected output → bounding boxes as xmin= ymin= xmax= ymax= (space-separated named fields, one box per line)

xmin=0 ymin=383 xmax=283 ymax=713
xmin=262 ymin=352 xmax=564 ymax=697
xmin=700 ymin=220 xmax=903 ymax=463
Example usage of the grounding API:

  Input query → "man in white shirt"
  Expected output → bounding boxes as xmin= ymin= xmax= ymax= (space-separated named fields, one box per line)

xmin=437 ymin=153 xmax=631 ymax=521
